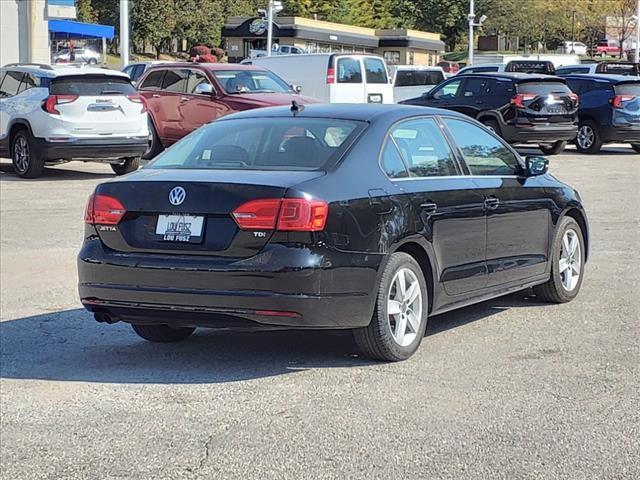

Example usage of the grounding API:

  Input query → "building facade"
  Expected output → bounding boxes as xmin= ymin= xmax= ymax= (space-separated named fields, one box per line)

xmin=222 ymin=17 xmax=445 ymax=65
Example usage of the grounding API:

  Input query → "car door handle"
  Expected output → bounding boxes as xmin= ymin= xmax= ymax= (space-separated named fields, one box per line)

xmin=474 ymin=100 xmax=484 ymax=104
xmin=420 ymin=202 xmax=438 ymax=214
xmin=484 ymin=196 xmax=500 ymax=209
xmin=180 ymin=96 xmax=190 ymax=102
xmin=151 ymin=94 xmax=161 ymax=98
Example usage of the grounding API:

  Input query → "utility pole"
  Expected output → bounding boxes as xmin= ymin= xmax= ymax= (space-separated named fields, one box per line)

xmin=468 ymin=0 xmax=475 ymax=65
xmin=635 ymin=0 xmax=640 ymax=63
xmin=120 ymin=0 xmax=130 ymax=68
xmin=571 ymin=10 xmax=576 ymax=54
xmin=266 ymin=0 xmax=273 ymax=56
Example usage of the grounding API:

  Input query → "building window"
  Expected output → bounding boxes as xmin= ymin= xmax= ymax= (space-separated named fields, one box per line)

xmin=409 ymin=51 xmax=415 ymax=65
xmin=384 ymin=51 xmax=401 ymax=65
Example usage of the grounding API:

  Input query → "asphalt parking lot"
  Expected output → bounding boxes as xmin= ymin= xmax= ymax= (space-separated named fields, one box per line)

xmin=1 ymin=145 xmax=639 ymax=480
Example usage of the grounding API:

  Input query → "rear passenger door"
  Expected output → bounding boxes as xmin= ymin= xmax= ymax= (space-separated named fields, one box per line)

xmin=380 ymin=117 xmax=488 ymax=297
xmin=457 ymin=77 xmax=491 ymax=117
xmin=333 ymin=56 xmax=365 ymax=103
xmin=179 ymin=69 xmax=221 ymax=134
xmin=443 ymin=117 xmax=551 ymax=287
xmin=0 ymin=71 xmax=24 ymax=140
xmin=158 ymin=69 xmax=190 ymax=143
xmin=138 ymin=69 xmax=167 ymax=141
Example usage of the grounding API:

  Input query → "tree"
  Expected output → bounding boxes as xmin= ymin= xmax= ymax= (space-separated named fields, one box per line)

xmin=131 ymin=0 xmax=177 ymax=59
xmin=75 ymin=0 xmax=97 ymax=23
xmin=609 ymin=0 xmax=637 ymax=57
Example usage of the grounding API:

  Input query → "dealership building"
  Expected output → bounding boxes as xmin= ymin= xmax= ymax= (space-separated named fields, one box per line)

xmin=223 ymin=16 xmax=445 ymax=65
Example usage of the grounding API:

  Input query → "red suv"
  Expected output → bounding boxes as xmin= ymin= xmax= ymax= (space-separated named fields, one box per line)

xmin=137 ymin=63 xmax=318 ymax=159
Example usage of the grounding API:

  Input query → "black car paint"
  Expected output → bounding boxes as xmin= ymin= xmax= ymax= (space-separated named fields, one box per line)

xmin=401 ymin=73 xmax=579 ymax=145
xmin=78 ymin=104 xmax=589 ymax=330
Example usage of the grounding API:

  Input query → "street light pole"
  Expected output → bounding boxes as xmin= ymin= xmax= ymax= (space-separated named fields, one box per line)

xmin=266 ymin=0 xmax=273 ymax=57
xmin=468 ymin=0 xmax=475 ymax=65
xmin=120 ymin=0 xmax=129 ymax=68
xmin=571 ymin=10 xmax=576 ymax=54
xmin=635 ymin=0 xmax=640 ymax=63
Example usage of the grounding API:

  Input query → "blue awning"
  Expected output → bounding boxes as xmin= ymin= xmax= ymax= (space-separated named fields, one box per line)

xmin=49 ymin=20 xmax=115 ymax=40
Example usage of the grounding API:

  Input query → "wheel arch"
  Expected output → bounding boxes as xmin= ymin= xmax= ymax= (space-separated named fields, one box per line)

xmin=476 ymin=110 xmax=504 ymax=125
xmin=561 ymin=207 xmax=589 ymax=262
xmin=8 ymin=119 xmax=35 ymax=141
xmin=389 ymin=239 xmax=437 ymax=313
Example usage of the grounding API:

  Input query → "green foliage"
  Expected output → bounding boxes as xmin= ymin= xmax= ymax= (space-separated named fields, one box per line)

xmin=131 ymin=0 xmax=177 ymax=58
xmin=75 ymin=0 xmax=97 ymax=23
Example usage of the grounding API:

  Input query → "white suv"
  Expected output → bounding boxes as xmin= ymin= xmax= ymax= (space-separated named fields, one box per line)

xmin=0 ymin=63 xmax=148 ymax=178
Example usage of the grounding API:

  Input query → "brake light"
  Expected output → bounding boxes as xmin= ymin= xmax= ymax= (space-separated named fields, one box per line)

xmin=510 ymin=93 xmax=537 ymax=108
xmin=42 ymin=95 xmax=78 ymax=114
xmin=127 ymin=94 xmax=148 ymax=113
xmin=569 ymin=92 xmax=579 ymax=106
xmin=232 ymin=198 xmax=329 ymax=232
xmin=611 ymin=94 xmax=635 ymax=108
xmin=326 ymin=67 xmax=335 ymax=84
xmin=84 ymin=194 xmax=127 ymax=225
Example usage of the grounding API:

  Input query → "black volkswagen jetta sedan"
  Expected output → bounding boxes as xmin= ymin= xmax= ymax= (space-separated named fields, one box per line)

xmin=79 ymin=104 xmax=589 ymax=361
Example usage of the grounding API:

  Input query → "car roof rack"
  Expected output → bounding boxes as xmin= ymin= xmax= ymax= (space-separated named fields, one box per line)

xmin=3 ymin=63 xmax=54 ymax=70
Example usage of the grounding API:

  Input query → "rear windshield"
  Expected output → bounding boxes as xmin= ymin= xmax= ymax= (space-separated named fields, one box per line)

xmin=597 ymin=63 xmax=640 ymax=75
xmin=212 ymin=70 xmax=291 ymax=94
xmin=516 ymin=81 xmax=571 ymax=95
xmin=50 ymin=75 xmax=136 ymax=95
xmin=148 ymin=118 xmax=364 ymax=171
xmin=615 ymin=83 xmax=640 ymax=96
xmin=395 ymin=70 xmax=444 ymax=87
xmin=506 ymin=61 xmax=555 ymax=74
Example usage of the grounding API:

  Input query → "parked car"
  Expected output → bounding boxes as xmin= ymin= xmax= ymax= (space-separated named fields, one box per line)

xmin=559 ymin=41 xmax=588 ymax=55
xmin=400 ymin=72 xmax=579 ymax=154
xmin=457 ymin=63 xmax=505 ymax=75
xmin=122 ymin=61 xmax=172 ymax=85
xmin=437 ymin=60 xmax=460 ymax=75
xmin=53 ymin=47 xmax=101 ymax=64
xmin=389 ymin=65 xmax=444 ymax=103
xmin=0 ymin=63 xmax=148 ymax=178
xmin=136 ymin=63 xmax=318 ymax=159
xmin=557 ymin=62 xmax=640 ymax=76
xmin=251 ymin=53 xmax=393 ymax=104
xmin=78 ymin=103 xmax=589 ymax=361
xmin=564 ymin=74 xmax=640 ymax=153
xmin=457 ymin=60 xmax=556 ymax=76
xmin=594 ymin=39 xmax=620 ymax=57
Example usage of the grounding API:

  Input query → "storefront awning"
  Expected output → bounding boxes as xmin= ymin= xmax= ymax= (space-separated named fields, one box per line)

xmin=49 ymin=20 xmax=115 ymax=40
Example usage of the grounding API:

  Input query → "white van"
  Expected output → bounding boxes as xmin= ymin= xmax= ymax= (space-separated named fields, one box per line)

xmin=389 ymin=65 xmax=445 ymax=103
xmin=251 ymin=53 xmax=393 ymax=104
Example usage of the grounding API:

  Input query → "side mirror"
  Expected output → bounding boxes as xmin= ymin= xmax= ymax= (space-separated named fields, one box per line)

xmin=291 ymin=84 xmax=302 ymax=94
xmin=194 ymin=83 xmax=213 ymax=95
xmin=525 ymin=156 xmax=549 ymax=176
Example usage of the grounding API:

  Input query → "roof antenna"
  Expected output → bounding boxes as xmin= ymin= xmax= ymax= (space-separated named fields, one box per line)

xmin=291 ymin=100 xmax=304 ymax=116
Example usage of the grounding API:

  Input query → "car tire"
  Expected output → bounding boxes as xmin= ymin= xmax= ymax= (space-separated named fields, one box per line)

xmin=482 ymin=119 xmax=502 ymax=137
xmin=131 ymin=324 xmax=195 ymax=343
xmin=631 ymin=144 xmax=640 ymax=153
xmin=353 ymin=252 xmax=428 ymax=362
xmin=88 ymin=58 xmax=98 ymax=64
xmin=111 ymin=157 xmax=140 ymax=175
xmin=11 ymin=129 xmax=44 ymax=179
xmin=143 ymin=117 xmax=163 ymax=160
xmin=533 ymin=216 xmax=585 ymax=303
xmin=575 ymin=120 xmax=602 ymax=154
xmin=539 ymin=140 xmax=567 ymax=155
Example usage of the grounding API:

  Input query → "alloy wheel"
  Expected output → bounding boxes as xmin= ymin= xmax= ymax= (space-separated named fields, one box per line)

xmin=13 ymin=136 xmax=30 ymax=174
xmin=559 ymin=228 xmax=581 ymax=291
xmin=577 ymin=125 xmax=594 ymax=149
xmin=387 ymin=268 xmax=423 ymax=347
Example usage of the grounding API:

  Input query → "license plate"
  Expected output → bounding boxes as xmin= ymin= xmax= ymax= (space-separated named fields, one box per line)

xmin=545 ymin=105 xmax=565 ymax=114
xmin=368 ymin=93 xmax=383 ymax=103
xmin=156 ymin=214 xmax=204 ymax=242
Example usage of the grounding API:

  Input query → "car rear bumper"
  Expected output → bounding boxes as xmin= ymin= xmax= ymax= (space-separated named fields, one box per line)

xmin=78 ymin=239 xmax=381 ymax=329
xmin=503 ymin=123 xmax=578 ymax=144
xmin=34 ymin=137 xmax=148 ymax=161
xmin=600 ymin=124 xmax=640 ymax=144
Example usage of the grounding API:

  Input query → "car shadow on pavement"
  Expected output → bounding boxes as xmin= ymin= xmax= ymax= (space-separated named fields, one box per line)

xmin=0 ymin=292 xmax=545 ymax=385
xmin=0 ymin=162 xmax=114 ymax=181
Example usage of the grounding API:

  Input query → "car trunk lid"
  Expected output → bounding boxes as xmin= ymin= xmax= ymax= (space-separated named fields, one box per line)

xmin=514 ymin=80 xmax=578 ymax=123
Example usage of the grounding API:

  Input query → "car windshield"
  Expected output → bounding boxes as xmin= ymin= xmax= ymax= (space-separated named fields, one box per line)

xmin=50 ymin=75 xmax=136 ymax=95
xmin=213 ymin=70 xmax=292 ymax=94
xmin=395 ymin=70 xmax=444 ymax=87
xmin=147 ymin=117 xmax=364 ymax=171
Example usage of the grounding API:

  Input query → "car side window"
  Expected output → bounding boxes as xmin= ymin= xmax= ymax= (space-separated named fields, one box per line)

xmin=337 ymin=58 xmax=362 ymax=83
xmin=0 ymin=71 xmax=23 ymax=97
xmin=186 ymin=70 xmax=212 ymax=94
xmin=139 ymin=70 xmax=165 ymax=90
xmin=162 ymin=69 xmax=189 ymax=93
xmin=391 ymin=118 xmax=459 ymax=177
xmin=443 ymin=118 xmax=521 ymax=176
xmin=381 ymin=139 xmax=409 ymax=179
xmin=432 ymin=79 xmax=462 ymax=99
xmin=123 ymin=65 xmax=134 ymax=78
xmin=18 ymin=73 xmax=37 ymax=94
xmin=461 ymin=78 xmax=489 ymax=97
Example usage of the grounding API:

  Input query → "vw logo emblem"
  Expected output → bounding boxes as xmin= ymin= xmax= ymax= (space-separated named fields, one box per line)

xmin=168 ymin=186 xmax=186 ymax=206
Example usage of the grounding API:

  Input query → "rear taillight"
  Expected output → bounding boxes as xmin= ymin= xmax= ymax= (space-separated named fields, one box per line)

xmin=569 ymin=93 xmax=579 ymax=106
xmin=611 ymin=94 xmax=636 ymax=109
xmin=84 ymin=194 xmax=127 ymax=225
xmin=510 ymin=93 xmax=537 ymax=108
xmin=42 ymin=95 xmax=78 ymax=115
xmin=326 ymin=67 xmax=335 ymax=84
xmin=232 ymin=198 xmax=329 ymax=232
xmin=127 ymin=94 xmax=148 ymax=113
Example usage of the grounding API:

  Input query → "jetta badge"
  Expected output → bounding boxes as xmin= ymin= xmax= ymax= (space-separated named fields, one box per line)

xmin=168 ymin=186 xmax=186 ymax=206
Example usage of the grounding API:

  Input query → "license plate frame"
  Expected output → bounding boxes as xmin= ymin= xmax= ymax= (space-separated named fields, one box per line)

xmin=155 ymin=214 xmax=205 ymax=243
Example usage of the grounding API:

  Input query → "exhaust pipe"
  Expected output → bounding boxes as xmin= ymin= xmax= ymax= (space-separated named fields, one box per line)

xmin=94 ymin=311 xmax=120 ymax=324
